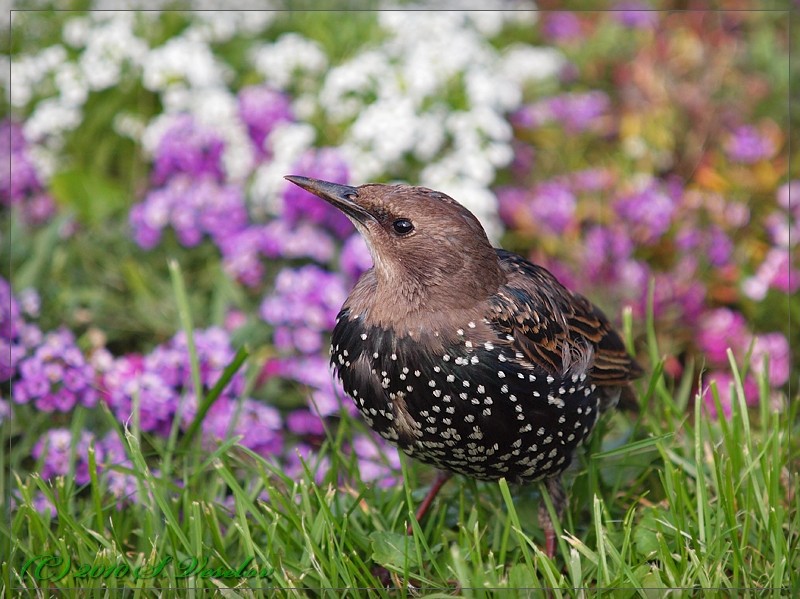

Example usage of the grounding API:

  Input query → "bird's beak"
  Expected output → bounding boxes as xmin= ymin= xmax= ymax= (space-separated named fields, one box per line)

xmin=284 ymin=175 xmax=374 ymax=225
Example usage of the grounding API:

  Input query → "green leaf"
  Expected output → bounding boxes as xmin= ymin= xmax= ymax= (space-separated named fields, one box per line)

xmin=369 ymin=530 xmax=419 ymax=569
xmin=50 ymin=168 xmax=129 ymax=226
xmin=633 ymin=510 xmax=661 ymax=559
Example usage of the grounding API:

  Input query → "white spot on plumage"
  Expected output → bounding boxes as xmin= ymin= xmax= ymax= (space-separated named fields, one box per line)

xmin=446 ymin=374 xmax=455 ymax=383
xmin=498 ymin=371 xmax=506 ymax=379
xmin=468 ymin=321 xmax=476 ymax=328
xmin=546 ymin=375 xmax=554 ymax=384
xmin=457 ymin=329 xmax=464 ymax=336
xmin=484 ymin=342 xmax=494 ymax=351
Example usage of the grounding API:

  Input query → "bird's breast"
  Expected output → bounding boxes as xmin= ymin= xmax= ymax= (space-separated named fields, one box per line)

xmin=330 ymin=308 xmax=603 ymax=482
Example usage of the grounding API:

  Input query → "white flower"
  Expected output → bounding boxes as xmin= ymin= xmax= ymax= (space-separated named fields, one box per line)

xmin=8 ymin=45 xmax=68 ymax=108
xmin=185 ymin=11 xmax=276 ymax=43
xmin=250 ymin=122 xmax=317 ymax=213
xmin=500 ymin=44 xmax=566 ymax=85
xmin=54 ymin=63 xmax=88 ymax=108
xmin=78 ymin=13 xmax=148 ymax=91
xmin=250 ymin=33 xmax=328 ymax=90
xmin=24 ymin=98 xmax=81 ymax=144
xmin=143 ymin=37 xmax=230 ymax=91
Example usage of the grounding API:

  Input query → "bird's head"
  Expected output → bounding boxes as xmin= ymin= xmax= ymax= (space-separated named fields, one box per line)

xmin=284 ymin=175 xmax=504 ymax=313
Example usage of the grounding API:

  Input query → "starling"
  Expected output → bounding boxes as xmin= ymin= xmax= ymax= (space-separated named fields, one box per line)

xmin=284 ymin=175 xmax=643 ymax=558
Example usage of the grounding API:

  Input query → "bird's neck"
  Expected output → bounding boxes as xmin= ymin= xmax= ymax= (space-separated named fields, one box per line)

xmin=346 ymin=255 xmax=505 ymax=332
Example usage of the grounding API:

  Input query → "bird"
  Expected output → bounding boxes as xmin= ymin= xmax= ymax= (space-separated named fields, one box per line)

xmin=284 ymin=175 xmax=643 ymax=559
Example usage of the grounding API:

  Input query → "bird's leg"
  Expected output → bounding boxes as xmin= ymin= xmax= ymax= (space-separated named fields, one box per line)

xmin=407 ymin=470 xmax=452 ymax=535
xmin=538 ymin=476 xmax=566 ymax=559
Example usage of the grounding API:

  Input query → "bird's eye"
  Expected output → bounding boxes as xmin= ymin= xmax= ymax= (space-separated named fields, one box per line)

xmin=391 ymin=219 xmax=415 ymax=236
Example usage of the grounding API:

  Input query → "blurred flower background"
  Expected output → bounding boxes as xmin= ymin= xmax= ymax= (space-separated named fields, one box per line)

xmin=1 ymin=6 xmax=796 ymax=517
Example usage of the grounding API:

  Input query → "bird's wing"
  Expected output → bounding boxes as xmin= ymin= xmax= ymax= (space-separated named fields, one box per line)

xmin=491 ymin=250 xmax=643 ymax=386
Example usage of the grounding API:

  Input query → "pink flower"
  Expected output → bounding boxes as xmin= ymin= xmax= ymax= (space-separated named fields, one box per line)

xmin=701 ymin=371 xmax=759 ymax=419
xmin=750 ymin=333 xmax=791 ymax=387
xmin=742 ymin=248 xmax=799 ymax=300
xmin=697 ymin=308 xmax=750 ymax=366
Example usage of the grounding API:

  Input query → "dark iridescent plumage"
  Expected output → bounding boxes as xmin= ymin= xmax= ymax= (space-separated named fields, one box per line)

xmin=285 ymin=175 xmax=643 ymax=557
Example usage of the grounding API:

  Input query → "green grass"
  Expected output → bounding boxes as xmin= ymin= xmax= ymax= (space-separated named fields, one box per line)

xmin=2 ymin=271 xmax=797 ymax=597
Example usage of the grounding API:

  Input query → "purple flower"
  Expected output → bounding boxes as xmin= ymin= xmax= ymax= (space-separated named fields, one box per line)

xmin=339 ymin=234 xmax=373 ymax=283
xmin=582 ymin=224 xmax=635 ymax=284
xmin=742 ymin=248 xmax=799 ymax=300
xmin=33 ymin=428 xmax=101 ymax=485
xmin=101 ymin=355 xmax=178 ymax=436
xmin=151 ymin=114 xmax=225 ymax=185
xmin=351 ymin=434 xmax=402 ymax=488
xmin=510 ymin=141 xmax=536 ymax=179
xmin=548 ymin=91 xmax=610 ymax=134
xmin=514 ymin=92 xmax=611 ymax=134
xmin=283 ymin=148 xmax=353 ymax=238
xmin=260 ymin=265 xmax=348 ymax=355
xmin=284 ymin=443 xmax=331 ymax=484
xmin=263 ymin=355 xmax=355 ymax=418
xmin=644 ymin=266 xmax=705 ymax=325
xmin=158 ymin=327 xmax=245 ymax=395
xmin=707 ymin=226 xmax=734 ymax=267
xmin=614 ymin=180 xmax=678 ymax=244
xmin=529 ymin=181 xmax=577 ymax=234
xmin=201 ymin=398 xmax=283 ymax=457
xmin=612 ymin=1 xmax=659 ymax=29
xmin=1 ymin=118 xmax=26 ymax=155
xmin=569 ymin=168 xmax=615 ymax=192
xmin=765 ymin=211 xmax=798 ymax=249
xmin=131 ymin=176 xmax=248 ymax=249
xmin=1 ymin=119 xmax=56 ymax=226
xmin=496 ymin=186 xmax=530 ymax=229
xmin=12 ymin=328 xmax=97 ymax=411
xmin=541 ymin=12 xmax=582 ymax=43
xmin=697 ymin=308 xmax=750 ymax=366
xmin=260 ymin=220 xmax=336 ymax=263
xmin=238 ymin=85 xmax=293 ymax=159
xmin=0 ymin=276 xmax=22 ymax=341
xmin=286 ymin=409 xmax=326 ymax=436
xmin=750 ymin=332 xmax=791 ymax=387
xmin=1 ymin=122 xmax=40 ymax=205
xmin=219 ymin=225 xmax=270 ymax=287
xmin=102 ymin=328 xmax=245 ymax=437
xmin=0 ymin=399 xmax=11 ymax=424
xmin=725 ymin=126 xmax=775 ymax=164
xmin=99 ymin=433 xmax=140 ymax=508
